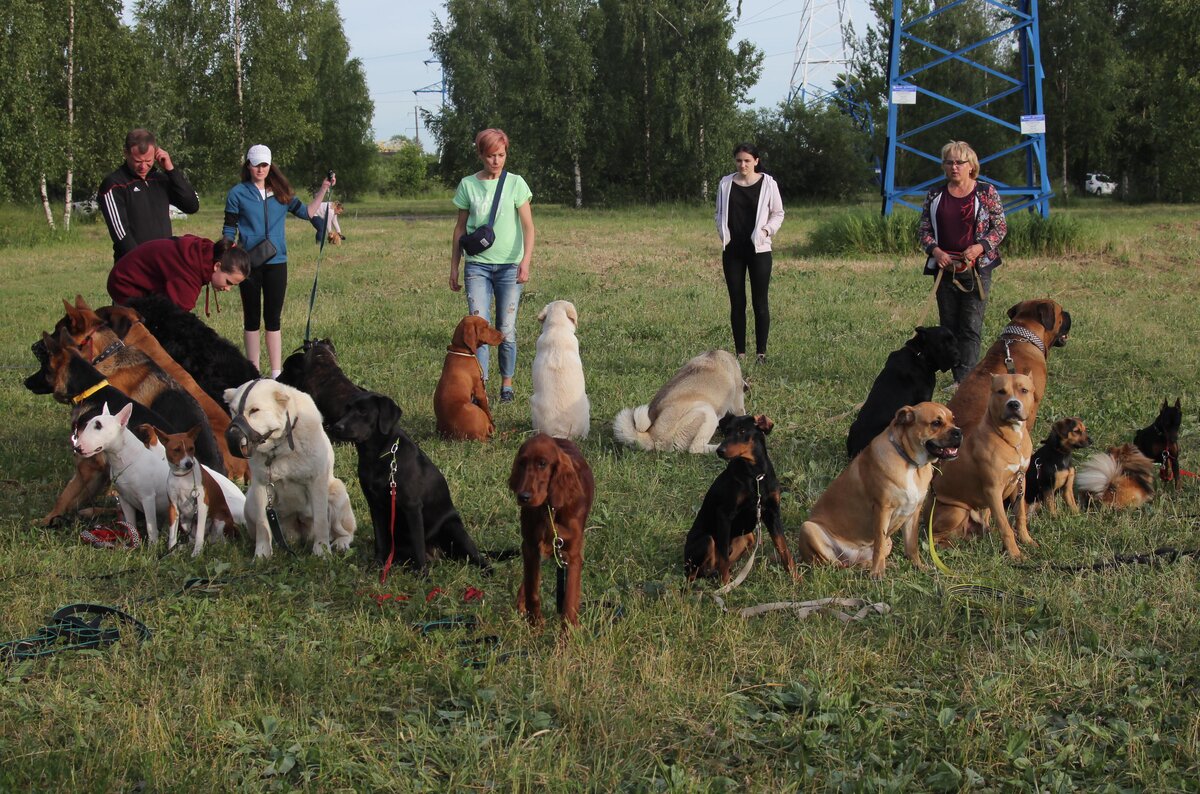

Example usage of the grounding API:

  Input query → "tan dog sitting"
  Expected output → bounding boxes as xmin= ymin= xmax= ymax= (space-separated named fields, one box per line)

xmin=797 ymin=402 xmax=961 ymax=579
xmin=433 ymin=315 xmax=505 ymax=441
xmin=927 ymin=373 xmax=1037 ymax=559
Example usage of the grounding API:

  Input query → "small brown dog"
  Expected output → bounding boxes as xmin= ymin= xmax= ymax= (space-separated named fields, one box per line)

xmin=433 ymin=316 xmax=505 ymax=441
xmin=157 ymin=426 xmax=245 ymax=556
xmin=1024 ymin=417 xmax=1091 ymax=517
xmin=798 ymin=402 xmax=961 ymax=578
xmin=927 ymin=373 xmax=1037 ymax=559
xmin=508 ymin=434 xmax=595 ymax=628
xmin=1076 ymin=443 xmax=1155 ymax=509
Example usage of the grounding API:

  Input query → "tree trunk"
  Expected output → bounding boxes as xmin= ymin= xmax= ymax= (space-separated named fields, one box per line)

xmin=699 ymin=122 xmax=707 ymax=203
xmin=642 ymin=30 xmax=651 ymax=201
xmin=573 ymin=152 xmax=582 ymax=209
xmin=233 ymin=0 xmax=245 ymax=151
xmin=63 ymin=0 xmax=75 ymax=230
xmin=41 ymin=175 xmax=56 ymax=229
xmin=1059 ymin=79 xmax=1069 ymax=200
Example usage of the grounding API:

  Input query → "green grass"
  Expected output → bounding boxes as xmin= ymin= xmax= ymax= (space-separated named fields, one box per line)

xmin=1 ymin=197 xmax=1199 ymax=790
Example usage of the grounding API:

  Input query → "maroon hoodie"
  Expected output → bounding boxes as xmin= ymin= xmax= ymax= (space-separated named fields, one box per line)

xmin=107 ymin=234 xmax=215 ymax=311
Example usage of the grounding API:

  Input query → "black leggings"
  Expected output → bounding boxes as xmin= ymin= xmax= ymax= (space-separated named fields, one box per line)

xmin=240 ymin=262 xmax=288 ymax=332
xmin=722 ymin=245 xmax=772 ymax=356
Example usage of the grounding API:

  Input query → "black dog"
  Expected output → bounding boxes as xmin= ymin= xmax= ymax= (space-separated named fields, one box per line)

xmin=99 ymin=295 xmax=259 ymax=411
xmin=1025 ymin=416 xmax=1091 ymax=516
xmin=277 ymin=339 xmax=371 ymax=431
xmin=327 ymin=391 xmax=488 ymax=571
xmin=846 ymin=326 xmax=959 ymax=458
xmin=683 ymin=414 xmax=797 ymax=584
xmin=1134 ymin=398 xmax=1182 ymax=489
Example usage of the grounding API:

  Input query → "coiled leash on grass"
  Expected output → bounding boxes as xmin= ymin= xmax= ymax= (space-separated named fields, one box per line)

xmin=0 ymin=603 xmax=151 ymax=664
xmin=926 ymin=496 xmax=1037 ymax=610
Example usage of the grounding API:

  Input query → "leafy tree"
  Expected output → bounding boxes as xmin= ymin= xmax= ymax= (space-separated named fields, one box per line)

xmin=753 ymin=101 xmax=875 ymax=201
xmin=0 ymin=3 xmax=61 ymax=203
xmin=378 ymin=141 xmax=433 ymax=196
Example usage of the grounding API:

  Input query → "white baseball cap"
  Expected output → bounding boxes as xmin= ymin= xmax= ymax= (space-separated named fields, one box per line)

xmin=246 ymin=144 xmax=272 ymax=166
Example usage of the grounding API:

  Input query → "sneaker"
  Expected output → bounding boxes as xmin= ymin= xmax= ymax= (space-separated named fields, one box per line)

xmin=756 ymin=353 xmax=766 ymax=365
xmin=500 ymin=386 xmax=515 ymax=403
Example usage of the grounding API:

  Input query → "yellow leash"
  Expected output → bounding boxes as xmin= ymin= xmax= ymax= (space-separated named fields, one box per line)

xmin=925 ymin=494 xmax=1036 ymax=610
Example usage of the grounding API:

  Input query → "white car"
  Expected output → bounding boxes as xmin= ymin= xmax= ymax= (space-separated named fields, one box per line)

xmin=1085 ymin=172 xmax=1116 ymax=196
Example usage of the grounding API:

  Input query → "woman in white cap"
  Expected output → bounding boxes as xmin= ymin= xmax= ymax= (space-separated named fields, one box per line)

xmin=222 ymin=144 xmax=333 ymax=378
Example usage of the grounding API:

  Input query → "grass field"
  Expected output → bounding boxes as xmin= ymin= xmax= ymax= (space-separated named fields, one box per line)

xmin=1 ymin=195 xmax=1199 ymax=791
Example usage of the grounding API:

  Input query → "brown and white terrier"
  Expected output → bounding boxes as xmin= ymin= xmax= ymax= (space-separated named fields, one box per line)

xmin=157 ymin=425 xmax=246 ymax=556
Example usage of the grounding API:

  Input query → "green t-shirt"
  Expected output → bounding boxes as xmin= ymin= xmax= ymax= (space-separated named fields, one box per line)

xmin=453 ymin=172 xmax=533 ymax=265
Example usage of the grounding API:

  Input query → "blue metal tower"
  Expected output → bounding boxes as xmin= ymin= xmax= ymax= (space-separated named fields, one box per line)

xmin=881 ymin=0 xmax=1052 ymax=216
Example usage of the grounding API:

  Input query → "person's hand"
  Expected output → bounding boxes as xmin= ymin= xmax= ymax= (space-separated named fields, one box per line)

xmin=449 ymin=269 xmax=461 ymax=291
xmin=961 ymin=243 xmax=984 ymax=265
xmin=154 ymin=148 xmax=174 ymax=171
xmin=517 ymin=262 xmax=530 ymax=284
xmin=932 ymin=247 xmax=955 ymax=269
xmin=322 ymin=175 xmax=335 ymax=191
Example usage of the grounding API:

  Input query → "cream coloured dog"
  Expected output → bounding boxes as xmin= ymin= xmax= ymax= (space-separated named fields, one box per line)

xmin=530 ymin=300 xmax=590 ymax=439
xmin=224 ymin=379 xmax=355 ymax=558
xmin=613 ymin=350 xmax=746 ymax=453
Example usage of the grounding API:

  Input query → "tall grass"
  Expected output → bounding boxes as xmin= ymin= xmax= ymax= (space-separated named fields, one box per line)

xmin=808 ymin=208 xmax=1092 ymax=257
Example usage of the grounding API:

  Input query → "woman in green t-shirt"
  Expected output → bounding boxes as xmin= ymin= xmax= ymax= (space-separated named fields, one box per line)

xmin=449 ymin=128 xmax=536 ymax=403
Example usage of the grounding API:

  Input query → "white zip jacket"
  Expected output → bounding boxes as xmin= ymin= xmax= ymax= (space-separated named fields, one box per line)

xmin=715 ymin=172 xmax=785 ymax=253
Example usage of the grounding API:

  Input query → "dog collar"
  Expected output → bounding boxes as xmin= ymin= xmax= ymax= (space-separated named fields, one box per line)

xmin=446 ymin=350 xmax=477 ymax=358
xmin=71 ymin=380 xmax=110 ymax=405
xmin=90 ymin=339 xmax=125 ymax=366
xmin=888 ymin=433 xmax=921 ymax=467
xmin=999 ymin=324 xmax=1046 ymax=356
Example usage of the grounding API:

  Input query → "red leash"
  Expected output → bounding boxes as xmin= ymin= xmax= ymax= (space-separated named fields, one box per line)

xmin=380 ymin=440 xmax=400 ymax=584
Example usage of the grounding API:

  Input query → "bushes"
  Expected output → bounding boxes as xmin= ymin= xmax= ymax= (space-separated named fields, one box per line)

xmin=808 ymin=209 xmax=1087 ymax=256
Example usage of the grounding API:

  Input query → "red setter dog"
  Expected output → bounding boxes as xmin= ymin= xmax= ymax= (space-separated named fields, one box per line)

xmin=508 ymin=434 xmax=595 ymax=627
xmin=434 ymin=315 xmax=505 ymax=441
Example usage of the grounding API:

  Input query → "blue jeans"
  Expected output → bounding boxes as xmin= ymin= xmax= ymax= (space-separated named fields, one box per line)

xmin=465 ymin=262 xmax=522 ymax=381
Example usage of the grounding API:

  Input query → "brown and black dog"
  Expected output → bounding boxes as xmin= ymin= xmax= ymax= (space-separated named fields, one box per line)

xmin=947 ymin=299 xmax=1071 ymax=437
xmin=927 ymin=373 xmax=1038 ymax=559
xmin=798 ymin=402 xmax=961 ymax=579
xmin=684 ymin=414 xmax=798 ymax=584
xmin=1134 ymin=398 xmax=1183 ymax=489
xmin=45 ymin=297 xmax=232 ymax=478
xmin=509 ymin=434 xmax=595 ymax=628
xmin=434 ymin=315 xmax=505 ymax=441
xmin=1024 ymin=417 xmax=1091 ymax=517
xmin=1076 ymin=444 xmax=1156 ymax=509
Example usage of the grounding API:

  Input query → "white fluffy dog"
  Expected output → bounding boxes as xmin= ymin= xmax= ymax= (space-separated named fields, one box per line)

xmin=224 ymin=379 xmax=355 ymax=558
xmin=530 ymin=300 xmax=590 ymax=439
xmin=613 ymin=350 xmax=746 ymax=453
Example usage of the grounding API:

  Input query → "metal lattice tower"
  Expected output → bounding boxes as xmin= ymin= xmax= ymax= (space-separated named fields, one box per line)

xmin=788 ymin=0 xmax=852 ymax=105
xmin=881 ymin=0 xmax=1051 ymax=216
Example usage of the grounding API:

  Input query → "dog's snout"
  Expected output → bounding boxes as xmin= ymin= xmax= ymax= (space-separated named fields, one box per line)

xmin=1006 ymin=399 xmax=1022 ymax=412
xmin=516 ymin=491 xmax=532 ymax=505
xmin=949 ymin=428 xmax=963 ymax=445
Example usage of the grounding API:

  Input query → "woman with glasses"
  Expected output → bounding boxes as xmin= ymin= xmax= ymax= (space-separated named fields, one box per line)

xmin=918 ymin=140 xmax=1007 ymax=389
xmin=714 ymin=142 xmax=785 ymax=364
xmin=223 ymin=144 xmax=332 ymax=378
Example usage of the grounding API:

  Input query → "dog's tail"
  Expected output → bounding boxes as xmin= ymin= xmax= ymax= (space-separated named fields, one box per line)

xmin=613 ymin=405 xmax=655 ymax=450
xmin=1076 ymin=452 xmax=1119 ymax=502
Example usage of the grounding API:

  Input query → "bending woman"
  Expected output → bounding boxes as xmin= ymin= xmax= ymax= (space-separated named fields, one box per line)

xmin=715 ymin=143 xmax=784 ymax=364
xmin=222 ymin=144 xmax=332 ymax=378
xmin=448 ymin=128 xmax=535 ymax=403
xmin=106 ymin=235 xmax=248 ymax=313
xmin=918 ymin=140 xmax=1007 ymax=387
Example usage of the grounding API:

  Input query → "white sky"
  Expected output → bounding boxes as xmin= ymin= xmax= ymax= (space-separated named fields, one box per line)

xmin=339 ymin=0 xmax=873 ymax=146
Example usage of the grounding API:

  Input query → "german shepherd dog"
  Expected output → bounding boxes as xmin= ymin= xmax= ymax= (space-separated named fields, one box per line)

xmin=1134 ymin=399 xmax=1183 ymax=489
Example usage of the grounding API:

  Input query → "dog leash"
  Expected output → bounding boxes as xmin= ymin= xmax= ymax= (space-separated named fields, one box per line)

xmin=925 ymin=494 xmax=1037 ymax=609
xmin=713 ymin=474 xmax=766 ymax=596
xmin=303 ymin=181 xmax=335 ymax=345
xmin=0 ymin=603 xmax=151 ymax=665
xmin=380 ymin=439 xmax=400 ymax=584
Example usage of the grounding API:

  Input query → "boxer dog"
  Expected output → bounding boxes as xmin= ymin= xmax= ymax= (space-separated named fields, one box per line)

xmin=947 ymin=299 xmax=1070 ymax=436
xmin=927 ymin=373 xmax=1037 ymax=559
xmin=797 ymin=402 xmax=961 ymax=579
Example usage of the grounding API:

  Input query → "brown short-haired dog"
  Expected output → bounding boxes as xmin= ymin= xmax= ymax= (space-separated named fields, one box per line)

xmin=1024 ymin=417 xmax=1090 ymax=517
xmin=927 ymin=373 xmax=1037 ymax=559
xmin=433 ymin=315 xmax=506 ymax=441
xmin=798 ymin=402 xmax=961 ymax=579
xmin=508 ymin=434 xmax=595 ymax=628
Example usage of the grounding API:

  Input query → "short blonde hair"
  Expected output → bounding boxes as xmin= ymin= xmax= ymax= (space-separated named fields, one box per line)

xmin=941 ymin=141 xmax=979 ymax=180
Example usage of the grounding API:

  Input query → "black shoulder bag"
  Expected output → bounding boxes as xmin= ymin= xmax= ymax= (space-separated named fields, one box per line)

xmin=458 ymin=170 xmax=507 ymax=257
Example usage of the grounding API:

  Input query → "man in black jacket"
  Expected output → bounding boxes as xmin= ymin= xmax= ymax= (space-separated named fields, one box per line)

xmin=98 ymin=128 xmax=200 ymax=262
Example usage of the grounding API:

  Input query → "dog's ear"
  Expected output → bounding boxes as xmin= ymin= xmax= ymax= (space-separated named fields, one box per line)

xmin=459 ymin=316 xmax=479 ymax=351
xmin=1006 ymin=302 xmax=1021 ymax=320
xmin=1036 ymin=301 xmax=1057 ymax=333
xmin=74 ymin=295 xmax=92 ymax=312
xmin=566 ymin=303 xmax=578 ymax=327
xmin=116 ymin=402 xmax=134 ymax=428
xmin=374 ymin=394 xmax=403 ymax=436
xmin=137 ymin=424 xmax=159 ymax=448
xmin=894 ymin=406 xmax=916 ymax=427
xmin=42 ymin=330 xmax=59 ymax=354
xmin=223 ymin=387 xmax=239 ymax=410
xmin=717 ymin=412 xmax=737 ymax=435
xmin=56 ymin=325 xmax=76 ymax=350
xmin=100 ymin=401 xmax=113 ymax=417
xmin=754 ymin=414 xmax=773 ymax=434
xmin=507 ymin=445 xmax=526 ymax=494
xmin=186 ymin=424 xmax=201 ymax=442
xmin=1021 ymin=367 xmax=1033 ymax=377
xmin=537 ymin=304 xmax=549 ymax=322
xmin=548 ymin=445 xmax=584 ymax=512
xmin=152 ymin=426 xmax=173 ymax=444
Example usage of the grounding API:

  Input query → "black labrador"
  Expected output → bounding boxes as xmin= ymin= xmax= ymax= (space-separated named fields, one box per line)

xmin=277 ymin=338 xmax=372 ymax=432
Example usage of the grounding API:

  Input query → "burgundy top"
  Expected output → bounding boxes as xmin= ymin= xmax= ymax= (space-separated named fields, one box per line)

xmin=934 ymin=188 xmax=976 ymax=254
xmin=106 ymin=235 xmax=216 ymax=311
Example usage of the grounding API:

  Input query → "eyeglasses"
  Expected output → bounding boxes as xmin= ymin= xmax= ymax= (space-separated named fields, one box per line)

xmin=943 ymin=159 xmax=969 ymax=166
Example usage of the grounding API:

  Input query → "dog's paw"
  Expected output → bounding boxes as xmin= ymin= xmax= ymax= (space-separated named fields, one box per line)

xmin=332 ymin=536 xmax=353 ymax=552
xmin=311 ymin=541 xmax=330 ymax=557
xmin=254 ymin=543 xmax=273 ymax=559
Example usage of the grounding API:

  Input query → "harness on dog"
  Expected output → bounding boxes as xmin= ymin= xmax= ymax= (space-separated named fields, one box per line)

xmin=713 ymin=474 xmax=766 ymax=597
xmin=999 ymin=324 xmax=1047 ymax=374
xmin=70 ymin=379 xmax=110 ymax=405
xmin=380 ymin=438 xmax=401 ymax=584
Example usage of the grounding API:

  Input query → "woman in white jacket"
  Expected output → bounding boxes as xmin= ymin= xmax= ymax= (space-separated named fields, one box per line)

xmin=715 ymin=143 xmax=785 ymax=364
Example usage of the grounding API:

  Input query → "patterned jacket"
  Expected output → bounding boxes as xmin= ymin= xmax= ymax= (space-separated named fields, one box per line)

xmin=918 ymin=181 xmax=1006 ymax=274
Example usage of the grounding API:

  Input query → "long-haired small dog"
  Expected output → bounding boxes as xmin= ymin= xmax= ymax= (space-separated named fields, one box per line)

xmin=1076 ymin=443 xmax=1155 ymax=509
xmin=1024 ymin=417 xmax=1091 ymax=517
xmin=1134 ymin=398 xmax=1182 ymax=489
